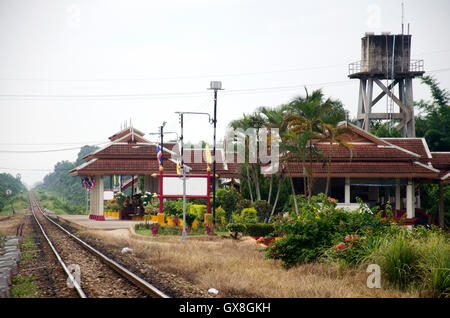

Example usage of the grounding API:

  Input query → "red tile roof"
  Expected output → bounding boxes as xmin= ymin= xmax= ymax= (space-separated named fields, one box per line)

xmin=383 ymin=138 xmax=430 ymax=159
xmin=71 ymin=125 xmax=448 ymax=180
xmin=284 ymin=161 xmax=440 ymax=178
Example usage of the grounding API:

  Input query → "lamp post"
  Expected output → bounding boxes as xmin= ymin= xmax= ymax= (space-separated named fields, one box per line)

xmin=175 ymin=111 xmax=212 ymax=241
xmin=208 ymin=81 xmax=223 ymax=227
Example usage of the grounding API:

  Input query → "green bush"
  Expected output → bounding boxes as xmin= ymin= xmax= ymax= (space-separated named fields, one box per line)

xmin=233 ymin=207 xmax=258 ymax=224
xmin=236 ymin=198 xmax=251 ymax=213
xmin=216 ymin=188 xmax=241 ymax=221
xmin=265 ymin=193 xmax=393 ymax=268
xmin=190 ymin=204 xmax=207 ymax=220
xmin=184 ymin=212 xmax=197 ymax=229
xmin=252 ymin=200 xmax=272 ymax=222
xmin=215 ymin=206 xmax=226 ymax=225
xmin=418 ymin=232 xmax=450 ymax=297
xmin=373 ymin=233 xmax=421 ymax=290
xmin=243 ymin=223 xmax=275 ymax=237
xmin=226 ymin=223 xmax=247 ymax=239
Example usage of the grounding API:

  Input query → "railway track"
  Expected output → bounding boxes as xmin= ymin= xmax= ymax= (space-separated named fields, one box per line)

xmin=28 ymin=192 xmax=169 ymax=298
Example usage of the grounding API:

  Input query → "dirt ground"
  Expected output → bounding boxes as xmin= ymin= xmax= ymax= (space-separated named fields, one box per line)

xmin=78 ymin=227 xmax=420 ymax=298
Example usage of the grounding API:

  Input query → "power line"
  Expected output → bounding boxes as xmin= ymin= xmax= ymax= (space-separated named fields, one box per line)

xmin=0 ymin=63 xmax=345 ymax=82
xmin=0 ymin=67 xmax=447 ymax=101
xmin=0 ymin=141 xmax=105 ymax=146
xmin=0 ymin=167 xmax=52 ymax=172
xmin=0 ymin=47 xmax=448 ymax=83
xmin=0 ymin=142 xmax=107 ymax=153
xmin=0 ymin=79 xmax=356 ymax=100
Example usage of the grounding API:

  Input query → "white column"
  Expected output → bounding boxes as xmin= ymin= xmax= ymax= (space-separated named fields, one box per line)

xmin=345 ymin=177 xmax=350 ymax=204
xmin=96 ymin=175 xmax=104 ymax=217
xmin=89 ymin=186 xmax=95 ymax=216
xmin=395 ymin=178 xmax=401 ymax=210
xmin=144 ymin=175 xmax=151 ymax=193
xmin=406 ymin=178 xmax=415 ymax=218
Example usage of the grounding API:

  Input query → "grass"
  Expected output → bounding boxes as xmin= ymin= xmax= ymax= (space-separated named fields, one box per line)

xmin=135 ymin=224 xmax=229 ymax=237
xmin=85 ymin=229 xmax=418 ymax=298
xmin=10 ymin=276 xmax=39 ymax=298
xmin=0 ymin=193 xmax=29 ymax=215
xmin=10 ymin=238 xmax=40 ymax=297
xmin=367 ymin=227 xmax=450 ymax=297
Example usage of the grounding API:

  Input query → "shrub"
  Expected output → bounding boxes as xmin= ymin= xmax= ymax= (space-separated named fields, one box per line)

xmin=372 ymin=233 xmax=421 ymax=290
xmin=184 ymin=212 xmax=197 ymax=229
xmin=226 ymin=223 xmax=247 ymax=239
xmin=233 ymin=208 xmax=258 ymax=224
xmin=236 ymin=198 xmax=251 ymax=213
xmin=243 ymin=223 xmax=275 ymax=237
xmin=215 ymin=206 xmax=226 ymax=225
xmin=265 ymin=193 xmax=394 ymax=268
xmin=252 ymin=200 xmax=272 ymax=222
xmin=204 ymin=213 xmax=213 ymax=225
xmin=216 ymin=188 xmax=241 ymax=221
xmin=190 ymin=204 xmax=207 ymax=220
xmin=416 ymin=229 xmax=450 ymax=297
xmin=115 ymin=192 xmax=126 ymax=208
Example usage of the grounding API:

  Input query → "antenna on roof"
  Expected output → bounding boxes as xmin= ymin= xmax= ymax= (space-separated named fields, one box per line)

xmin=401 ymin=1 xmax=404 ymax=34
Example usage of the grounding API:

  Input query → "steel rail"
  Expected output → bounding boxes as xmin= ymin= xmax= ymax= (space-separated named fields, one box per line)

xmin=28 ymin=193 xmax=87 ymax=298
xmin=29 ymin=193 xmax=170 ymax=299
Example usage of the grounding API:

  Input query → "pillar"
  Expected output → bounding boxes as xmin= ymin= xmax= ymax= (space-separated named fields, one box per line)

xmin=395 ymin=179 xmax=401 ymax=210
xmin=89 ymin=175 xmax=104 ymax=221
xmin=345 ymin=177 xmax=350 ymax=204
xmin=406 ymin=178 xmax=415 ymax=219
xmin=439 ymin=182 xmax=444 ymax=228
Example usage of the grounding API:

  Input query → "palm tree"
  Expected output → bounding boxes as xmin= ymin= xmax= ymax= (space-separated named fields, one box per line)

xmin=258 ymin=105 xmax=290 ymax=217
xmin=229 ymin=112 xmax=265 ymax=202
xmin=320 ymin=123 xmax=353 ymax=196
xmin=284 ymin=88 xmax=346 ymax=203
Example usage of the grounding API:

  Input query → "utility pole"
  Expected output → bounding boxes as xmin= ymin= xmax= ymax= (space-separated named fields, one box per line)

xmin=209 ymin=81 xmax=223 ymax=227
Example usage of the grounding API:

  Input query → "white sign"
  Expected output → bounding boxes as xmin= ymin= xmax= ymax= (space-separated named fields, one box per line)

xmin=104 ymin=190 xmax=115 ymax=201
xmin=163 ymin=177 xmax=207 ymax=196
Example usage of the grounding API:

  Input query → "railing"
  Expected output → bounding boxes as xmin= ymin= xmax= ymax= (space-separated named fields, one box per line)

xmin=348 ymin=59 xmax=424 ymax=75
xmin=348 ymin=60 xmax=368 ymax=75
xmin=409 ymin=59 xmax=424 ymax=72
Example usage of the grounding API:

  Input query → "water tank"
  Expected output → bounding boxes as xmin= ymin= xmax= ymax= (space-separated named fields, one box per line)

xmin=360 ymin=34 xmax=411 ymax=76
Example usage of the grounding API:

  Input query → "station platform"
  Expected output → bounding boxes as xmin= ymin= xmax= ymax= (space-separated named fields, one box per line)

xmin=52 ymin=214 xmax=144 ymax=231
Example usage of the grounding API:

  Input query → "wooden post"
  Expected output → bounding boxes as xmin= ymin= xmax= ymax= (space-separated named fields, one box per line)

xmin=159 ymin=166 xmax=164 ymax=214
xmin=395 ymin=178 xmax=401 ymax=210
xmin=439 ymin=182 xmax=444 ymax=228
xmin=206 ymin=167 xmax=211 ymax=214
xmin=406 ymin=178 xmax=414 ymax=219
xmin=345 ymin=177 xmax=350 ymax=204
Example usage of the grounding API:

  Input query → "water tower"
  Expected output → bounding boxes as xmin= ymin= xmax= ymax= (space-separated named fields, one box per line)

xmin=348 ymin=32 xmax=424 ymax=137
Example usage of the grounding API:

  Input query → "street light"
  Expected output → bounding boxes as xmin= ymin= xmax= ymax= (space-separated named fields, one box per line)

xmin=208 ymin=81 xmax=223 ymax=227
xmin=175 ymin=111 xmax=211 ymax=241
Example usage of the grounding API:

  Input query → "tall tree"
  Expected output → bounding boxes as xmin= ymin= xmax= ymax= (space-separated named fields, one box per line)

xmin=415 ymin=75 xmax=450 ymax=151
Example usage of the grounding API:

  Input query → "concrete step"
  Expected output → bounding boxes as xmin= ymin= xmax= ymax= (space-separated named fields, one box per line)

xmin=3 ymin=252 xmax=21 ymax=262
xmin=5 ymin=239 xmax=20 ymax=246
xmin=0 ymin=286 xmax=11 ymax=298
xmin=0 ymin=260 xmax=18 ymax=275
xmin=0 ymin=268 xmax=12 ymax=284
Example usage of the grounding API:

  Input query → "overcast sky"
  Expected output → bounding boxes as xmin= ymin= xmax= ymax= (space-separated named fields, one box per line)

xmin=0 ymin=0 xmax=449 ymax=187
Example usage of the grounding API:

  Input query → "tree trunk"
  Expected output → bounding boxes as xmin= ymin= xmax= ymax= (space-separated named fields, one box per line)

xmin=252 ymin=164 xmax=262 ymax=201
xmin=325 ymin=141 xmax=332 ymax=196
xmin=267 ymin=174 xmax=273 ymax=205
xmin=245 ymin=164 xmax=254 ymax=203
xmin=269 ymin=176 xmax=284 ymax=220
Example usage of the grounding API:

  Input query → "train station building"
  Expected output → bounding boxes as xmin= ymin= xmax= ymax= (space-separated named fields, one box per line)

xmin=70 ymin=123 xmax=449 ymax=227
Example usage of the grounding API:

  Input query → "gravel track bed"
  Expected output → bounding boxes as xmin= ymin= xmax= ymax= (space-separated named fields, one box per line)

xmin=31 ymin=203 xmax=150 ymax=298
xmin=7 ymin=210 xmax=78 ymax=298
